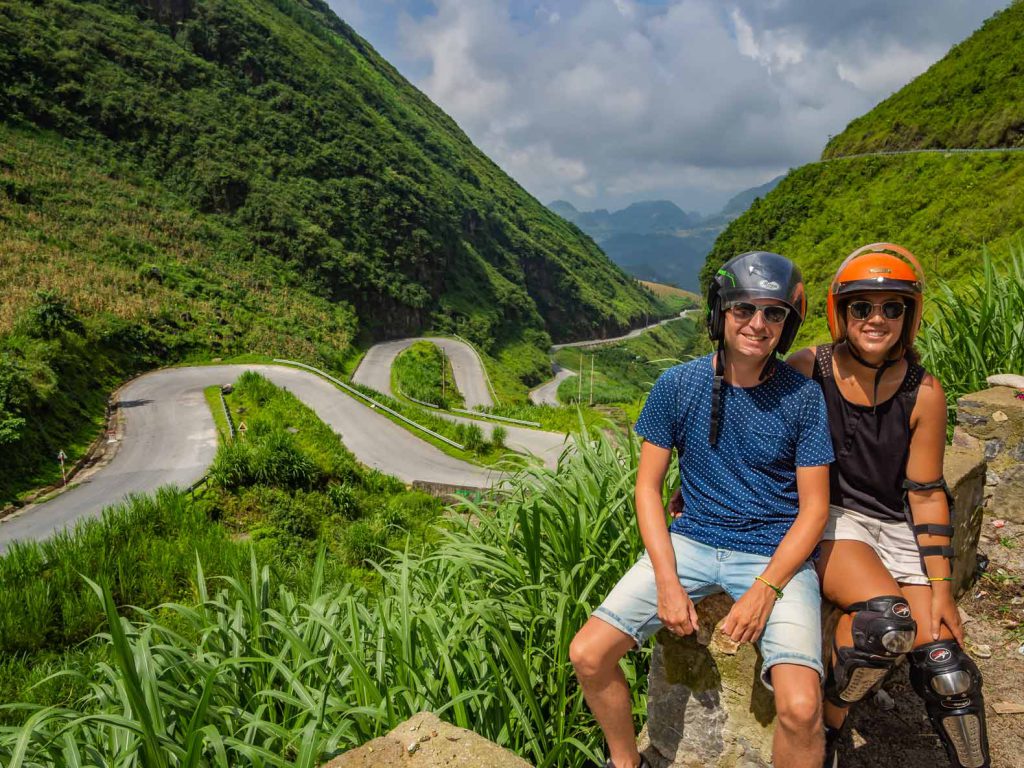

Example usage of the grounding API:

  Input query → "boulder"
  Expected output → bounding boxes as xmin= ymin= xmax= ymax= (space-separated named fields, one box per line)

xmin=955 ymin=386 xmax=1024 ymax=523
xmin=322 ymin=712 xmax=532 ymax=768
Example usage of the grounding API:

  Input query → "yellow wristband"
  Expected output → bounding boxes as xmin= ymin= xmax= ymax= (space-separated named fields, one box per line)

xmin=755 ymin=576 xmax=784 ymax=600
xmin=927 ymin=576 xmax=953 ymax=582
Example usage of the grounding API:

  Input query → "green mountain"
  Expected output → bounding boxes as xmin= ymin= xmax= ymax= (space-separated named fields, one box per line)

xmin=0 ymin=0 xmax=665 ymax=500
xmin=702 ymin=2 xmax=1024 ymax=342
xmin=552 ymin=178 xmax=783 ymax=291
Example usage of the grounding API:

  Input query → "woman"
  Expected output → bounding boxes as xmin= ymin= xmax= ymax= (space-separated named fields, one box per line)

xmin=787 ymin=243 xmax=990 ymax=768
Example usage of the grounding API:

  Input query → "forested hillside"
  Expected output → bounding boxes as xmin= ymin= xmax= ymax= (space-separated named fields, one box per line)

xmin=0 ymin=0 xmax=660 ymax=344
xmin=703 ymin=1 xmax=1024 ymax=341
xmin=823 ymin=2 xmax=1024 ymax=157
xmin=0 ymin=0 xmax=666 ymax=499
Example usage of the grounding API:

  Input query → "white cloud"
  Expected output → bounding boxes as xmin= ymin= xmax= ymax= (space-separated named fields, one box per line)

xmin=374 ymin=0 xmax=1011 ymax=212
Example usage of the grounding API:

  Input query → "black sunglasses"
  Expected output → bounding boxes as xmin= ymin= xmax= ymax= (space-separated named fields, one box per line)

xmin=847 ymin=299 xmax=906 ymax=321
xmin=725 ymin=301 xmax=790 ymax=324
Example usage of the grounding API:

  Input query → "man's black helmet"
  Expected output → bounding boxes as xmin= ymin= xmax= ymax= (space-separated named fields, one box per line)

xmin=706 ymin=250 xmax=807 ymax=356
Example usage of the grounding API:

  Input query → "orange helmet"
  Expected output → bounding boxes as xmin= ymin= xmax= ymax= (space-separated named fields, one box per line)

xmin=826 ymin=243 xmax=925 ymax=349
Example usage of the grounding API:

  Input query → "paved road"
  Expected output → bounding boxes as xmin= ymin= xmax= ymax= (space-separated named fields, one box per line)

xmin=0 ymin=365 xmax=499 ymax=553
xmin=533 ymin=310 xmax=699 ymax=404
xmin=352 ymin=337 xmax=493 ymax=408
xmin=529 ymin=365 xmax=575 ymax=406
xmin=551 ymin=311 xmax=691 ymax=350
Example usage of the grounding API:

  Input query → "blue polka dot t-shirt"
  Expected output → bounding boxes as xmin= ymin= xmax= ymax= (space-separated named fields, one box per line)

xmin=635 ymin=354 xmax=834 ymax=556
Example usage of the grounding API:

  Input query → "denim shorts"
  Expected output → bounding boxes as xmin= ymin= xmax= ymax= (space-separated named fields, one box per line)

xmin=593 ymin=533 xmax=823 ymax=690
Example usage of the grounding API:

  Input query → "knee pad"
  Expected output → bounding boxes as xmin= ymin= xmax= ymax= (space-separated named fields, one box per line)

xmin=825 ymin=595 xmax=917 ymax=706
xmin=910 ymin=641 xmax=990 ymax=768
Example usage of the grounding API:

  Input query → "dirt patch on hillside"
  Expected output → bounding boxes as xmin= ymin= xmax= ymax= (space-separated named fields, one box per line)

xmin=840 ymin=518 xmax=1024 ymax=768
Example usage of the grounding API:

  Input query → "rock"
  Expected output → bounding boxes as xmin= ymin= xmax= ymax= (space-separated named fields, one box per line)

xmin=971 ymin=644 xmax=992 ymax=659
xmin=322 ymin=712 xmax=532 ymax=768
xmin=872 ymin=689 xmax=895 ymax=711
xmin=992 ymin=465 xmax=1024 ymax=524
xmin=638 ymin=594 xmax=774 ymax=768
xmin=991 ymin=701 xmax=1024 ymax=715
xmin=987 ymin=374 xmax=1024 ymax=389
xmin=993 ymin=411 xmax=1009 ymax=423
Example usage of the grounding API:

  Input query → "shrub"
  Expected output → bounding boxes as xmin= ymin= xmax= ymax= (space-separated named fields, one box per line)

xmin=918 ymin=246 xmax=1024 ymax=417
xmin=463 ymin=423 xmax=484 ymax=453
xmin=210 ymin=427 xmax=318 ymax=490
xmin=327 ymin=482 xmax=362 ymax=520
xmin=490 ymin=424 xmax=507 ymax=449
xmin=341 ymin=520 xmax=387 ymax=566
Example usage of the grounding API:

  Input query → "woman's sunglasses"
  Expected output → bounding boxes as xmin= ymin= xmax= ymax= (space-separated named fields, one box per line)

xmin=846 ymin=300 xmax=907 ymax=321
xmin=725 ymin=301 xmax=791 ymax=325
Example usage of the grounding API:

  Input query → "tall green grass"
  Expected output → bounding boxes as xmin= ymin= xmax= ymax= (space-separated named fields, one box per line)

xmin=0 ymin=429 xmax=652 ymax=767
xmin=918 ymin=246 xmax=1024 ymax=417
xmin=0 ymin=488 xmax=242 ymax=657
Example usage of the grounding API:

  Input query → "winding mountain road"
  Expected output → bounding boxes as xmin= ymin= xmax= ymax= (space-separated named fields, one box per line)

xmin=353 ymin=337 xmax=493 ymax=408
xmin=0 ymin=365 xmax=501 ymax=553
xmin=353 ymin=337 xmax=567 ymax=464
xmin=531 ymin=310 xmax=697 ymax=405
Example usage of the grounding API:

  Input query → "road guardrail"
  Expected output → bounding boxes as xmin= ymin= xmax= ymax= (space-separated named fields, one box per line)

xmin=273 ymin=359 xmax=466 ymax=450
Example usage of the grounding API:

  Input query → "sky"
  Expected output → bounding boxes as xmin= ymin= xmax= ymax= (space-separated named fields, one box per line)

xmin=325 ymin=0 xmax=1010 ymax=215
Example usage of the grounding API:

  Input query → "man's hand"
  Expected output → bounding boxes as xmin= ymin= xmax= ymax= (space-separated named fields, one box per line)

xmin=930 ymin=583 xmax=965 ymax=645
xmin=720 ymin=580 xmax=777 ymax=644
xmin=658 ymin=580 xmax=700 ymax=636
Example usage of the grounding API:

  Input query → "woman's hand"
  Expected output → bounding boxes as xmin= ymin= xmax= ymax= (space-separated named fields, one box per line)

xmin=930 ymin=583 xmax=964 ymax=645
xmin=657 ymin=580 xmax=700 ymax=636
xmin=721 ymin=580 xmax=777 ymax=643
xmin=668 ymin=488 xmax=684 ymax=519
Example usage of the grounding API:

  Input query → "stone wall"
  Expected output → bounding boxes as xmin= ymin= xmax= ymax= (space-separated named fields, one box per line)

xmin=637 ymin=418 xmax=992 ymax=768
xmin=954 ymin=385 xmax=1024 ymax=523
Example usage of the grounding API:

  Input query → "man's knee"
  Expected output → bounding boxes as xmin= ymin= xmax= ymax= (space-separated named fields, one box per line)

xmin=569 ymin=624 xmax=627 ymax=680
xmin=775 ymin=689 xmax=822 ymax=733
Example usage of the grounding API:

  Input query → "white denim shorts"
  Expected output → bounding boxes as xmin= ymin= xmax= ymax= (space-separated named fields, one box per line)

xmin=821 ymin=505 xmax=928 ymax=585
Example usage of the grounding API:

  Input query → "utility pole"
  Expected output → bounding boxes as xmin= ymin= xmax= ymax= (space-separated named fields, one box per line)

xmin=589 ymin=355 xmax=595 ymax=406
xmin=441 ymin=348 xmax=446 ymax=402
xmin=578 ymin=352 xmax=583 ymax=403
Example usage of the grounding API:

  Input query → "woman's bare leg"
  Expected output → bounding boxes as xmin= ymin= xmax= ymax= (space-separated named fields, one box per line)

xmin=816 ymin=540 xmax=904 ymax=729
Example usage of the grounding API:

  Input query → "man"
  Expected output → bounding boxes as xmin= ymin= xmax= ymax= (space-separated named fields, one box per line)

xmin=569 ymin=251 xmax=834 ymax=768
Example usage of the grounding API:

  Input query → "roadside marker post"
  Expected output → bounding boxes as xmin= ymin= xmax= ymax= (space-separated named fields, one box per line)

xmin=58 ymin=450 xmax=67 ymax=485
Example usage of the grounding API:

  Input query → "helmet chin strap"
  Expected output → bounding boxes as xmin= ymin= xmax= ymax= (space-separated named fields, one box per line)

xmin=709 ymin=340 xmax=725 ymax=446
xmin=844 ymin=340 xmax=900 ymax=411
xmin=759 ymin=352 xmax=777 ymax=382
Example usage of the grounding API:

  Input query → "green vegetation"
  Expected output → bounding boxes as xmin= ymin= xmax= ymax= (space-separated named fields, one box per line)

xmin=918 ymin=248 xmax=1024 ymax=418
xmin=555 ymin=318 xmax=708 ymax=405
xmin=341 ymin=376 xmax=515 ymax=465
xmin=703 ymin=152 xmax=1024 ymax=343
xmin=0 ymin=428 xmax=654 ymax=767
xmin=704 ymin=3 xmax=1024 ymax=345
xmin=0 ymin=0 xmax=680 ymax=497
xmin=0 ymin=0 xmax=662 ymax=346
xmin=0 ymin=372 xmax=445 ymax=711
xmin=211 ymin=372 xmax=442 ymax=565
xmin=0 ymin=127 xmax=358 ymax=504
xmin=823 ymin=3 xmax=1024 ymax=157
xmin=393 ymin=341 xmax=464 ymax=408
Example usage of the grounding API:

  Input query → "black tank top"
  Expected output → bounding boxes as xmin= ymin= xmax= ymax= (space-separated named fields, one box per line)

xmin=812 ymin=344 xmax=925 ymax=523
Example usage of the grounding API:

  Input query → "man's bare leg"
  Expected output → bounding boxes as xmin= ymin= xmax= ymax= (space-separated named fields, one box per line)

xmin=570 ymin=617 xmax=644 ymax=768
xmin=770 ymin=663 xmax=824 ymax=768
